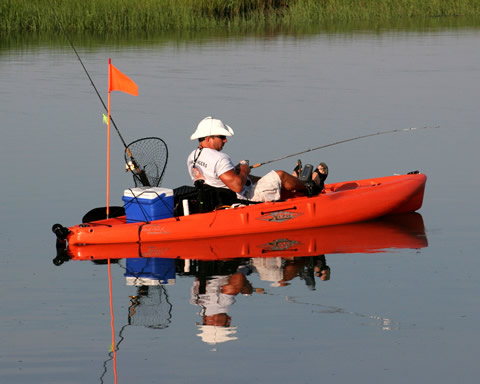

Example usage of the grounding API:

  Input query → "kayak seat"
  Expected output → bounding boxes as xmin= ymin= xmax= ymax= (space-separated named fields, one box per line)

xmin=173 ymin=183 xmax=242 ymax=216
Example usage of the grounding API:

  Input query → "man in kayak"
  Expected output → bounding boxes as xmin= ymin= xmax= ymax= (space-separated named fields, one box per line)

xmin=187 ymin=116 xmax=326 ymax=202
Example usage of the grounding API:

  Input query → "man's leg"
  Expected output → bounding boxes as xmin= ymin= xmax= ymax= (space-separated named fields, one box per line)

xmin=276 ymin=170 xmax=306 ymax=191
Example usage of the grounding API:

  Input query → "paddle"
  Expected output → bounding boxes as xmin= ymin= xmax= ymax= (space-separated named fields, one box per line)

xmin=82 ymin=206 xmax=126 ymax=223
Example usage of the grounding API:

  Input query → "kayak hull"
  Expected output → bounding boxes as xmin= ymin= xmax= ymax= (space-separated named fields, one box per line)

xmin=67 ymin=212 xmax=427 ymax=262
xmin=66 ymin=173 xmax=427 ymax=245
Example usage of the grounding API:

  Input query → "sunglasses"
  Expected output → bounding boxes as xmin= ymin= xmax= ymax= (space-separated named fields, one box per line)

xmin=211 ymin=135 xmax=226 ymax=140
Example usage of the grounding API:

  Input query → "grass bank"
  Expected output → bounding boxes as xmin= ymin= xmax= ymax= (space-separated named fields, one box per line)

xmin=1 ymin=0 xmax=479 ymax=33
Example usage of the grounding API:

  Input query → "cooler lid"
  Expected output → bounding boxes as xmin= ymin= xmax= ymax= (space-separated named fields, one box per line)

xmin=123 ymin=187 xmax=174 ymax=200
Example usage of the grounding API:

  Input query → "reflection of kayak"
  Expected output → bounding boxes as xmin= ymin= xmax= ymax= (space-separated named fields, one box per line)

xmin=67 ymin=213 xmax=428 ymax=262
xmin=62 ymin=173 xmax=426 ymax=245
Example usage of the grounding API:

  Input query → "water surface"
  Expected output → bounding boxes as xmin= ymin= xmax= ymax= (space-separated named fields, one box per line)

xmin=1 ymin=27 xmax=479 ymax=383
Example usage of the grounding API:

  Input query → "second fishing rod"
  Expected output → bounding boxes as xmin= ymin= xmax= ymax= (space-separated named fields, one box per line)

xmin=250 ymin=126 xmax=439 ymax=169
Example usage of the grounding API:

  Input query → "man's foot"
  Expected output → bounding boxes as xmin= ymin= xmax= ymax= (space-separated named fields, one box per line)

xmin=292 ymin=159 xmax=302 ymax=177
xmin=313 ymin=162 xmax=328 ymax=183
xmin=312 ymin=162 xmax=328 ymax=192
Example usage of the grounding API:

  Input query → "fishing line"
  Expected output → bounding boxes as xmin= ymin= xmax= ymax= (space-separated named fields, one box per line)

xmin=49 ymin=0 xmax=129 ymax=148
xmin=49 ymin=1 xmax=152 ymax=187
xmin=251 ymin=126 xmax=439 ymax=169
xmin=285 ymin=296 xmax=401 ymax=330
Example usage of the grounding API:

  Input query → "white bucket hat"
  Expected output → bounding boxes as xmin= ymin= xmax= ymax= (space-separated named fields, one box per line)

xmin=190 ymin=116 xmax=234 ymax=140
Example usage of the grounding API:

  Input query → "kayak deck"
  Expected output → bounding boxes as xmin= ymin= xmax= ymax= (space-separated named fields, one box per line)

xmin=65 ymin=173 xmax=427 ymax=245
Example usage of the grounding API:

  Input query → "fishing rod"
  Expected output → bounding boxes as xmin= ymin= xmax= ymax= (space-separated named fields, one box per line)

xmin=49 ymin=4 xmax=126 ymax=148
xmin=49 ymin=1 xmax=150 ymax=186
xmin=250 ymin=126 xmax=439 ymax=169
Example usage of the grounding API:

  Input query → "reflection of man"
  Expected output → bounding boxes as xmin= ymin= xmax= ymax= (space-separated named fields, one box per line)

xmin=313 ymin=255 xmax=331 ymax=281
xmin=191 ymin=269 xmax=253 ymax=345
xmin=251 ymin=257 xmax=285 ymax=287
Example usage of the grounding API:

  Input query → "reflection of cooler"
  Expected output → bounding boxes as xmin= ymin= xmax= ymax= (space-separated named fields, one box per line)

xmin=125 ymin=258 xmax=176 ymax=286
xmin=122 ymin=187 xmax=174 ymax=223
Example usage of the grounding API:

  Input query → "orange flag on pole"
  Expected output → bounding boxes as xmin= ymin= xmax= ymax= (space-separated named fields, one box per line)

xmin=108 ymin=60 xmax=138 ymax=96
xmin=105 ymin=59 xmax=138 ymax=218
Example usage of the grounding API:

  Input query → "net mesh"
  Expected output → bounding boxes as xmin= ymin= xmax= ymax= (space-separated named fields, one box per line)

xmin=124 ymin=137 xmax=168 ymax=187
xmin=128 ymin=286 xmax=173 ymax=329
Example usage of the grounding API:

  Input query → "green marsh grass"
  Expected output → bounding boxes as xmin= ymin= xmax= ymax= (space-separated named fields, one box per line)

xmin=1 ymin=0 xmax=479 ymax=33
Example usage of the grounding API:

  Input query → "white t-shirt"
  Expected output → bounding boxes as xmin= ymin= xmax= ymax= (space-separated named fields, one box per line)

xmin=187 ymin=147 xmax=235 ymax=189
xmin=187 ymin=147 xmax=282 ymax=201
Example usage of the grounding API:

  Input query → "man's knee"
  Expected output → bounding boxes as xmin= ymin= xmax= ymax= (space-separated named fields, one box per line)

xmin=275 ymin=170 xmax=287 ymax=181
xmin=276 ymin=170 xmax=305 ymax=191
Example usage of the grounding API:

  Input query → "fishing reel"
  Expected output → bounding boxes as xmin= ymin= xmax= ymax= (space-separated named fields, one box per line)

xmin=125 ymin=160 xmax=136 ymax=172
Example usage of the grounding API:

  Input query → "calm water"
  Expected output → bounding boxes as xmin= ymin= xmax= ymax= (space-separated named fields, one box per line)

xmin=1 ymin=27 xmax=480 ymax=383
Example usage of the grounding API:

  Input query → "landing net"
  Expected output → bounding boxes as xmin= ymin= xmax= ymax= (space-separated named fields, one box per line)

xmin=124 ymin=137 xmax=168 ymax=187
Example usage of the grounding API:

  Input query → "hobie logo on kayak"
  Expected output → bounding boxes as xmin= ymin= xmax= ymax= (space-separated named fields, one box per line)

xmin=260 ymin=238 xmax=300 ymax=252
xmin=258 ymin=210 xmax=302 ymax=223
xmin=141 ymin=225 xmax=169 ymax=235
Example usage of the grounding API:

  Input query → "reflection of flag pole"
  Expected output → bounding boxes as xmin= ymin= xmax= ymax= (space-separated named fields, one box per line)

xmin=107 ymin=259 xmax=118 ymax=383
xmin=106 ymin=58 xmax=138 ymax=218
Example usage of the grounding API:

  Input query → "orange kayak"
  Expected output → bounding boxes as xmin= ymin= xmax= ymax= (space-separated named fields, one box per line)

xmin=62 ymin=173 xmax=427 ymax=246
xmin=66 ymin=212 xmax=427 ymax=262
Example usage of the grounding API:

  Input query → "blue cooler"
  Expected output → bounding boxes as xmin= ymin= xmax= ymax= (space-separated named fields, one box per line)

xmin=122 ymin=187 xmax=174 ymax=223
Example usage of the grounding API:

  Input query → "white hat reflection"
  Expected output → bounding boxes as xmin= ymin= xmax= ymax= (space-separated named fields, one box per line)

xmin=197 ymin=325 xmax=238 ymax=345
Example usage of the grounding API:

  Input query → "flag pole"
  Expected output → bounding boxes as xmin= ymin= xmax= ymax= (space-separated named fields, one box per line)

xmin=106 ymin=58 xmax=112 ymax=219
xmin=105 ymin=59 xmax=138 ymax=219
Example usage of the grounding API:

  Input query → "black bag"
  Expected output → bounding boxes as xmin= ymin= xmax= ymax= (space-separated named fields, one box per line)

xmin=173 ymin=182 xmax=239 ymax=216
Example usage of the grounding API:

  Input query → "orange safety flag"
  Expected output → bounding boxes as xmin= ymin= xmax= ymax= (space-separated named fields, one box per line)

xmin=105 ymin=58 xmax=138 ymax=219
xmin=108 ymin=60 xmax=138 ymax=96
